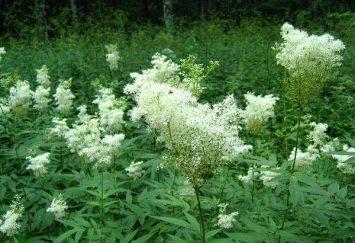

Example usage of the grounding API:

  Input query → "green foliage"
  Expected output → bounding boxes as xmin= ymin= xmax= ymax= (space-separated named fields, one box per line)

xmin=0 ymin=19 xmax=354 ymax=242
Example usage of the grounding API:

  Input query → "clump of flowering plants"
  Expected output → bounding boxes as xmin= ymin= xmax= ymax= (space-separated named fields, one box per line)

xmin=0 ymin=21 xmax=353 ymax=243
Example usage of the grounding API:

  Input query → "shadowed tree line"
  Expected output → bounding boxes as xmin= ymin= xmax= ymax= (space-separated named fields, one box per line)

xmin=0 ymin=0 xmax=353 ymax=37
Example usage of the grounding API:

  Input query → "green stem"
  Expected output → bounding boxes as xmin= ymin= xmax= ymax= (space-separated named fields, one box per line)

xmin=278 ymin=108 xmax=302 ymax=242
xmin=194 ymin=187 xmax=206 ymax=243
xmin=100 ymin=170 xmax=105 ymax=242
xmin=218 ymin=166 xmax=229 ymax=201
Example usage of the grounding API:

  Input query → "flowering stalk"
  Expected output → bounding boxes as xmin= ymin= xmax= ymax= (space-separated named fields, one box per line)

xmin=277 ymin=106 xmax=302 ymax=243
xmin=194 ymin=187 xmax=206 ymax=243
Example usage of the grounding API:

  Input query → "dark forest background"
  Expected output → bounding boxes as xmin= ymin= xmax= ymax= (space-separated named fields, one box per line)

xmin=0 ymin=0 xmax=354 ymax=38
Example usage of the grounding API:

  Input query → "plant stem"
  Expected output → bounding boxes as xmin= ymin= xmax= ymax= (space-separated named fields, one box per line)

xmin=194 ymin=187 xmax=206 ymax=243
xmin=218 ymin=166 xmax=229 ymax=201
xmin=278 ymin=107 xmax=302 ymax=242
xmin=100 ymin=170 xmax=104 ymax=242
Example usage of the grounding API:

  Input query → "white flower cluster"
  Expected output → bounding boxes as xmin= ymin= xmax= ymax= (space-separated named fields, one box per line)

xmin=178 ymin=180 xmax=195 ymax=196
xmin=33 ymin=65 xmax=51 ymax=110
xmin=332 ymin=145 xmax=355 ymax=174
xmin=259 ymin=166 xmax=280 ymax=189
xmin=0 ymin=98 xmax=10 ymax=115
xmin=238 ymin=166 xmax=258 ymax=184
xmin=216 ymin=203 xmax=238 ymax=229
xmin=288 ymin=121 xmax=354 ymax=173
xmin=33 ymin=85 xmax=51 ymax=110
xmin=275 ymin=23 xmax=345 ymax=79
xmin=51 ymin=103 xmax=125 ymax=167
xmin=125 ymin=54 xmax=251 ymax=184
xmin=36 ymin=65 xmax=50 ymax=87
xmin=50 ymin=117 xmax=69 ymax=136
xmin=93 ymin=88 xmax=124 ymax=132
xmin=26 ymin=152 xmax=51 ymax=176
xmin=0 ymin=47 xmax=5 ymax=62
xmin=125 ymin=161 xmax=144 ymax=179
xmin=241 ymin=92 xmax=279 ymax=134
xmin=0 ymin=195 xmax=24 ymax=237
xmin=307 ymin=122 xmax=329 ymax=146
xmin=46 ymin=194 xmax=68 ymax=219
xmin=54 ymin=79 xmax=75 ymax=115
xmin=126 ymin=53 xmax=179 ymax=92
xmin=289 ymin=122 xmax=338 ymax=169
xmin=9 ymin=80 xmax=33 ymax=116
xmin=106 ymin=44 xmax=120 ymax=71
xmin=288 ymin=146 xmax=319 ymax=169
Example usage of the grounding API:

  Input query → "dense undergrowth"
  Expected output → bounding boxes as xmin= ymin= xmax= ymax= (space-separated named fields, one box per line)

xmin=0 ymin=18 xmax=354 ymax=242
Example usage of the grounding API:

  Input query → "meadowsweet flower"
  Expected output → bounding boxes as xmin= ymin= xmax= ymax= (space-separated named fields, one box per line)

xmin=289 ymin=146 xmax=319 ymax=169
xmin=241 ymin=92 xmax=279 ymax=134
xmin=33 ymin=85 xmax=51 ymax=110
xmin=0 ymin=47 xmax=5 ymax=62
xmin=320 ymin=138 xmax=340 ymax=153
xmin=36 ymin=65 xmax=50 ymax=87
xmin=26 ymin=152 xmax=51 ymax=176
xmin=50 ymin=117 xmax=69 ymax=137
xmin=276 ymin=23 xmax=345 ymax=78
xmin=216 ymin=203 xmax=238 ymax=229
xmin=0 ymin=195 xmax=24 ymax=237
xmin=93 ymin=88 xmax=124 ymax=132
xmin=178 ymin=180 xmax=195 ymax=196
xmin=217 ymin=212 xmax=239 ymax=229
xmin=308 ymin=122 xmax=329 ymax=146
xmin=275 ymin=23 xmax=345 ymax=104
xmin=106 ymin=44 xmax=120 ymax=70
xmin=0 ymin=99 xmax=10 ymax=115
xmin=125 ymin=54 xmax=251 ymax=186
xmin=9 ymin=80 xmax=32 ymax=116
xmin=54 ymin=79 xmax=75 ymax=115
xmin=332 ymin=145 xmax=355 ymax=174
xmin=47 ymin=194 xmax=68 ymax=219
xmin=238 ymin=166 xmax=258 ymax=184
xmin=125 ymin=161 xmax=144 ymax=179
xmin=259 ymin=166 xmax=280 ymax=189
xmin=61 ymin=106 xmax=125 ymax=167
xmin=125 ymin=54 xmax=180 ymax=94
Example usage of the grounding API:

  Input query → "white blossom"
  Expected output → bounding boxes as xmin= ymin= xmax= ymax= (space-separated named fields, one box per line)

xmin=54 ymin=79 xmax=75 ymax=115
xmin=50 ymin=117 xmax=69 ymax=137
xmin=0 ymin=47 xmax=5 ymax=62
xmin=238 ymin=167 xmax=258 ymax=184
xmin=241 ymin=92 xmax=279 ymax=134
xmin=308 ymin=122 xmax=329 ymax=146
xmin=36 ymin=65 xmax=50 ymax=87
xmin=47 ymin=194 xmax=68 ymax=219
xmin=332 ymin=145 xmax=355 ymax=174
xmin=0 ymin=195 xmax=23 ymax=237
xmin=106 ymin=44 xmax=120 ymax=71
xmin=289 ymin=146 xmax=319 ymax=169
xmin=216 ymin=203 xmax=238 ymax=229
xmin=217 ymin=212 xmax=239 ymax=229
xmin=26 ymin=152 xmax=51 ymax=176
xmin=124 ymin=54 xmax=251 ymax=184
xmin=125 ymin=161 xmax=144 ymax=179
xmin=259 ymin=166 xmax=280 ymax=189
xmin=275 ymin=23 xmax=345 ymax=79
xmin=33 ymin=85 xmax=51 ymax=110
xmin=0 ymin=99 xmax=10 ymax=115
xmin=61 ymin=106 xmax=125 ymax=167
xmin=93 ymin=88 xmax=124 ymax=132
xmin=9 ymin=80 xmax=33 ymax=115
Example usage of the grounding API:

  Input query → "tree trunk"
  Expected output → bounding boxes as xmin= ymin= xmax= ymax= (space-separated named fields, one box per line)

xmin=34 ymin=0 xmax=47 ymax=38
xmin=163 ymin=0 xmax=173 ymax=29
xmin=69 ymin=0 xmax=78 ymax=28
